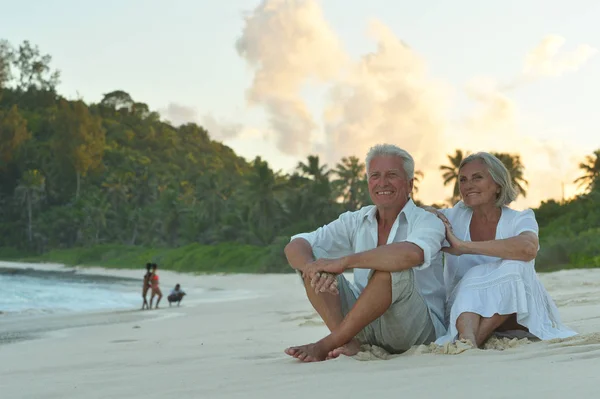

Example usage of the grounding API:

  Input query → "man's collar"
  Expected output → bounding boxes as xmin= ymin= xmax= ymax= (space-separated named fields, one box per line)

xmin=364 ymin=198 xmax=416 ymax=222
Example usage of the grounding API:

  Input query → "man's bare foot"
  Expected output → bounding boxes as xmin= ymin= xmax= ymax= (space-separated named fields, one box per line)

xmin=284 ymin=342 xmax=330 ymax=362
xmin=326 ymin=338 xmax=362 ymax=359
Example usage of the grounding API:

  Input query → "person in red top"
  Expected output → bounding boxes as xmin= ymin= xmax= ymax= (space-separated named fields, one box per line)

xmin=149 ymin=263 xmax=163 ymax=309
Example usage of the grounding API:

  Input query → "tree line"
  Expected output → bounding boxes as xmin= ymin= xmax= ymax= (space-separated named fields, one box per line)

xmin=1 ymin=39 xmax=599 ymax=270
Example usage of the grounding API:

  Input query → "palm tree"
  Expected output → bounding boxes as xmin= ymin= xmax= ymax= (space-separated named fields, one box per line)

xmin=491 ymin=152 xmax=528 ymax=198
xmin=296 ymin=155 xmax=330 ymax=183
xmin=242 ymin=157 xmax=285 ymax=245
xmin=296 ymin=154 xmax=333 ymax=205
xmin=80 ymin=190 xmax=110 ymax=244
xmin=574 ymin=149 xmax=600 ymax=193
xmin=412 ymin=170 xmax=424 ymax=197
xmin=440 ymin=150 xmax=466 ymax=205
xmin=195 ymin=172 xmax=230 ymax=226
xmin=14 ymin=169 xmax=45 ymax=245
xmin=332 ymin=156 xmax=368 ymax=211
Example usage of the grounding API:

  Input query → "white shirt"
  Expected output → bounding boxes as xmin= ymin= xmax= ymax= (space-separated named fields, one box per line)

xmin=440 ymin=201 xmax=539 ymax=298
xmin=291 ymin=199 xmax=447 ymax=338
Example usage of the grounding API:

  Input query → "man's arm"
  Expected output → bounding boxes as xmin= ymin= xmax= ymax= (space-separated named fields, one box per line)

xmin=285 ymin=211 xmax=357 ymax=272
xmin=340 ymin=242 xmax=424 ymax=272
xmin=342 ymin=212 xmax=445 ymax=272
xmin=284 ymin=238 xmax=315 ymax=273
xmin=308 ymin=212 xmax=445 ymax=275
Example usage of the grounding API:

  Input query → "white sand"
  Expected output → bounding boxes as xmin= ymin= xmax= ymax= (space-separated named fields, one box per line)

xmin=1 ymin=262 xmax=600 ymax=399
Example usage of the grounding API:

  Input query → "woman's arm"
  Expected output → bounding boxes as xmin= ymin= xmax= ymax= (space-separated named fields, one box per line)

xmin=451 ymin=231 xmax=539 ymax=261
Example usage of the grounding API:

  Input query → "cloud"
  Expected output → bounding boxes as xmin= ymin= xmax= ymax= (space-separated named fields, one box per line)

xmin=458 ymin=35 xmax=596 ymax=206
xmin=523 ymin=34 xmax=597 ymax=78
xmin=160 ymin=103 xmax=199 ymax=127
xmin=236 ymin=0 xmax=347 ymax=155
xmin=463 ymin=77 xmax=517 ymax=140
xmin=322 ymin=20 xmax=448 ymax=180
xmin=237 ymin=2 xmax=447 ymax=178
xmin=201 ymin=114 xmax=243 ymax=140
xmin=160 ymin=102 xmax=242 ymax=140
xmin=235 ymin=1 xmax=594 ymax=207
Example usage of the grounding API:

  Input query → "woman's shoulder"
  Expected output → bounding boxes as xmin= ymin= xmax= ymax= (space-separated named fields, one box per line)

xmin=501 ymin=206 xmax=539 ymax=236
xmin=502 ymin=206 xmax=536 ymax=221
xmin=440 ymin=201 xmax=471 ymax=220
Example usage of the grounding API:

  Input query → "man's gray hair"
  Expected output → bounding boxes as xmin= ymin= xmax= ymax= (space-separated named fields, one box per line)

xmin=365 ymin=144 xmax=415 ymax=179
xmin=459 ymin=152 xmax=517 ymax=207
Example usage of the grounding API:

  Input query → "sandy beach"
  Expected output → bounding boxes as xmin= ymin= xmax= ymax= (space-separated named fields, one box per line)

xmin=1 ymin=262 xmax=600 ymax=399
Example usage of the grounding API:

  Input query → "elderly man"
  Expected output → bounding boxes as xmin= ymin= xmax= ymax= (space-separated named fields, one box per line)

xmin=284 ymin=144 xmax=447 ymax=362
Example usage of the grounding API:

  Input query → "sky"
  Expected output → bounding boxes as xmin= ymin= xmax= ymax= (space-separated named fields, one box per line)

xmin=2 ymin=0 xmax=599 ymax=209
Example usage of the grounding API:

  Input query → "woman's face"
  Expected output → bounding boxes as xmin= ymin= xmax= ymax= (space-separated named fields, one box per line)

xmin=459 ymin=160 xmax=500 ymax=207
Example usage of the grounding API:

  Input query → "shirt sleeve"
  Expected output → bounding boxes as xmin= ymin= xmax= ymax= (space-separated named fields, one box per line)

xmin=290 ymin=211 xmax=357 ymax=259
xmin=404 ymin=212 xmax=446 ymax=270
xmin=513 ymin=208 xmax=539 ymax=236
xmin=436 ymin=205 xmax=457 ymax=248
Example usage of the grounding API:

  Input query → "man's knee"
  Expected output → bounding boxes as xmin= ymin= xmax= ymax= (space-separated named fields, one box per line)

xmin=369 ymin=270 xmax=392 ymax=284
xmin=387 ymin=270 xmax=414 ymax=303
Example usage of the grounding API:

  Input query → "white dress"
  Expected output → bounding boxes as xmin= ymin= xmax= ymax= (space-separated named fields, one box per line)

xmin=435 ymin=201 xmax=577 ymax=344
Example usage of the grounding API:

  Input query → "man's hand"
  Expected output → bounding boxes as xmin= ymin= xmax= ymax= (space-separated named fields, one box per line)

xmin=302 ymin=258 xmax=346 ymax=295
xmin=303 ymin=258 xmax=346 ymax=277
xmin=311 ymin=272 xmax=339 ymax=295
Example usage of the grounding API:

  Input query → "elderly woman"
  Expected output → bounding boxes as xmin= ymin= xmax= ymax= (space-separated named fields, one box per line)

xmin=431 ymin=152 xmax=576 ymax=347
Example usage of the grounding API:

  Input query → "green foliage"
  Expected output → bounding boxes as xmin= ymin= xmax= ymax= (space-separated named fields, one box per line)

xmin=0 ymin=39 xmax=359 ymax=272
xmin=0 ymin=247 xmax=29 ymax=260
xmin=0 ymin=38 xmax=598 ymax=275
xmin=574 ymin=150 xmax=600 ymax=193
xmin=535 ymin=191 xmax=600 ymax=270
xmin=0 ymin=40 xmax=59 ymax=91
xmin=19 ymin=243 xmax=291 ymax=273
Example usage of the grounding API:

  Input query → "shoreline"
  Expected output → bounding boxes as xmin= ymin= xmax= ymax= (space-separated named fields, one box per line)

xmin=0 ymin=261 xmax=179 ymax=346
xmin=0 ymin=261 xmax=265 ymax=347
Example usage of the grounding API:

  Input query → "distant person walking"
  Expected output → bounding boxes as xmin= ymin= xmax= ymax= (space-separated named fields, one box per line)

xmin=141 ymin=263 xmax=152 ymax=310
xmin=149 ymin=263 xmax=163 ymax=309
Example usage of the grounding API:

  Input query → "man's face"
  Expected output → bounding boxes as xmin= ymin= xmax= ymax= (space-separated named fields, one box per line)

xmin=367 ymin=155 xmax=413 ymax=209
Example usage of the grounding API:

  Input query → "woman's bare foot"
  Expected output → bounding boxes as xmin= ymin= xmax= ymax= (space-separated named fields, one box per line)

xmin=458 ymin=334 xmax=478 ymax=348
xmin=284 ymin=341 xmax=330 ymax=362
xmin=326 ymin=338 xmax=362 ymax=359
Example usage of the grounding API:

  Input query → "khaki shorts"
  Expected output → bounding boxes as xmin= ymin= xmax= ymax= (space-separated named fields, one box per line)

xmin=337 ymin=270 xmax=436 ymax=353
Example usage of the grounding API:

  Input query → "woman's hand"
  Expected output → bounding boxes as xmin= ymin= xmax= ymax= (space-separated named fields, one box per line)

xmin=438 ymin=215 xmax=465 ymax=256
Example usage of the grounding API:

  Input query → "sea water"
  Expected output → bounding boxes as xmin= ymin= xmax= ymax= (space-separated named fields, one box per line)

xmin=0 ymin=267 xmax=257 ymax=316
xmin=0 ymin=269 xmax=142 ymax=315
